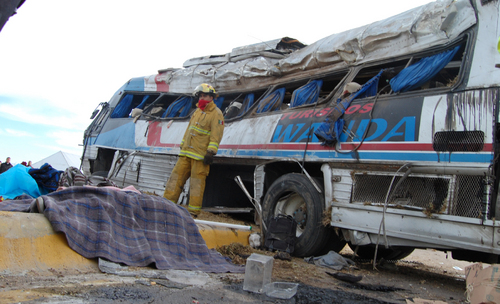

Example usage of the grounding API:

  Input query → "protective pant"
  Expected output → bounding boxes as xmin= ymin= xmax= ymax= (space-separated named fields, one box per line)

xmin=163 ymin=156 xmax=210 ymax=215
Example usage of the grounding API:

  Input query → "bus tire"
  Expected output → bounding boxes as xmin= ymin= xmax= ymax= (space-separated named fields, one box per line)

xmin=262 ymin=173 xmax=330 ymax=257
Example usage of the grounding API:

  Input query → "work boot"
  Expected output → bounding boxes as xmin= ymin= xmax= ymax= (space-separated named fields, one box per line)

xmin=187 ymin=204 xmax=201 ymax=218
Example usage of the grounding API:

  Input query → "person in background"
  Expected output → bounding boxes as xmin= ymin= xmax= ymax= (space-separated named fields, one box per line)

xmin=27 ymin=161 xmax=33 ymax=168
xmin=21 ymin=161 xmax=27 ymax=166
xmin=163 ymin=83 xmax=225 ymax=217
xmin=0 ymin=157 xmax=13 ymax=174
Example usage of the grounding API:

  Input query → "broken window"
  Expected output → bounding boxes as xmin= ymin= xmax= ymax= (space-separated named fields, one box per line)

xmin=390 ymin=45 xmax=461 ymax=93
xmin=140 ymin=94 xmax=194 ymax=118
xmin=351 ymin=41 xmax=466 ymax=96
xmin=223 ymin=93 xmax=255 ymax=119
xmin=110 ymin=93 xmax=160 ymax=118
xmin=161 ymin=96 xmax=194 ymax=118
xmin=256 ymin=88 xmax=286 ymax=113
xmin=289 ymin=80 xmax=323 ymax=108
xmin=256 ymin=71 xmax=348 ymax=113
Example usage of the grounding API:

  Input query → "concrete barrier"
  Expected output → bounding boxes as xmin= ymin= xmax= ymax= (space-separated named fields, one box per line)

xmin=0 ymin=211 xmax=251 ymax=275
xmin=0 ymin=211 xmax=99 ymax=275
xmin=197 ymin=222 xmax=252 ymax=249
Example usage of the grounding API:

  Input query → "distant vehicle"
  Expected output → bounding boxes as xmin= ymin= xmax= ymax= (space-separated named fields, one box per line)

xmin=83 ymin=0 xmax=500 ymax=262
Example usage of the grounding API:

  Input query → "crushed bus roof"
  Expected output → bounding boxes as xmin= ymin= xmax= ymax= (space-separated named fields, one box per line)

xmin=141 ymin=0 xmax=476 ymax=95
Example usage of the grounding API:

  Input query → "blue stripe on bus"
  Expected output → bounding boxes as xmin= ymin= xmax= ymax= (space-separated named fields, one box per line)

xmin=223 ymin=149 xmax=493 ymax=163
xmin=124 ymin=77 xmax=145 ymax=91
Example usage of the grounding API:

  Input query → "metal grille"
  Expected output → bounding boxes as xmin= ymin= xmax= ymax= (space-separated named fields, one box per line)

xmin=352 ymin=173 xmax=487 ymax=219
xmin=433 ymin=131 xmax=484 ymax=152
xmin=111 ymin=152 xmax=177 ymax=196
xmin=450 ymin=175 xmax=485 ymax=218
xmin=353 ymin=174 xmax=450 ymax=211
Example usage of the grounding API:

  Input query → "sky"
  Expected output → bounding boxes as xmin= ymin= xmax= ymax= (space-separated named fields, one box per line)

xmin=0 ymin=0 xmax=434 ymax=166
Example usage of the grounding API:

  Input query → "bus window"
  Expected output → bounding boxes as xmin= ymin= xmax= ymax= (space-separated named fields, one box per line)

xmin=161 ymin=96 xmax=194 ymax=118
xmin=390 ymin=44 xmax=464 ymax=93
xmin=351 ymin=60 xmax=409 ymax=96
xmin=351 ymin=42 xmax=466 ymax=96
xmin=289 ymin=80 xmax=323 ymax=108
xmin=223 ymin=90 xmax=267 ymax=119
xmin=256 ymin=88 xmax=286 ymax=113
xmin=142 ymin=94 xmax=195 ymax=119
xmin=110 ymin=94 xmax=159 ymax=118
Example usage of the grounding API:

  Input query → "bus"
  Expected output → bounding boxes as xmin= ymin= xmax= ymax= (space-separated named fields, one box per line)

xmin=82 ymin=0 xmax=500 ymax=261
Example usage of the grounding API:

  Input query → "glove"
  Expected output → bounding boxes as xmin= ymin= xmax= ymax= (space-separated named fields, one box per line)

xmin=203 ymin=151 xmax=215 ymax=165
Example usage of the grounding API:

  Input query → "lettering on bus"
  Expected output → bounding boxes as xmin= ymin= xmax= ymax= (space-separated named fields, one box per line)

xmin=272 ymin=97 xmax=423 ymax=143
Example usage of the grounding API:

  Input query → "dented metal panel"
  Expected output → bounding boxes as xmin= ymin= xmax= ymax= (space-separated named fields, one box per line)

xmin=331 ymin=204 xmax=500 ymax=254
xmin=280 ymin=0 xmax=476 ymax=76
xmin=467 ymin=0 xmax=500 ymax=88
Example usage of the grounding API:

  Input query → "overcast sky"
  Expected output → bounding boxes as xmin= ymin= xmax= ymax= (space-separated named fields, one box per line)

xmin=0 ymin=0 xmax=433 ymax=166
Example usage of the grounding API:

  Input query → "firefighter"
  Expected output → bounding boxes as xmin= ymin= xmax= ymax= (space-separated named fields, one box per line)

xmin=163 ymin=83 xmax=225 ymax=216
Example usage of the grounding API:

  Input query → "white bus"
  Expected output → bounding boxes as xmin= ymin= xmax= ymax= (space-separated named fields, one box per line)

xmin=83 ymin=0 xmax=500 ymax=261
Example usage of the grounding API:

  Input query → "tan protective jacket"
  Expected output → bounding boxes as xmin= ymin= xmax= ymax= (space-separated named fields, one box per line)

xmin=179 ymin=101 xmax=224 ymax=160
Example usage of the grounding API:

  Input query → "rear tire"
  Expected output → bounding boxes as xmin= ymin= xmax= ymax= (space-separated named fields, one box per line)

xmin=262 ymin=173 xmax=332 ymax=257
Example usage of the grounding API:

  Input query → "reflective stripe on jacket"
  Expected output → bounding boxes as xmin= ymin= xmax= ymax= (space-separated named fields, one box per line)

xmin=179 ymin=101 xmax=224 ymax=160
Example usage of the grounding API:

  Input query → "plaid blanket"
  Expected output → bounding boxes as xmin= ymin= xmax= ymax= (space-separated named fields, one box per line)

xmin=0 ymin=187 xmax=243 ymax=273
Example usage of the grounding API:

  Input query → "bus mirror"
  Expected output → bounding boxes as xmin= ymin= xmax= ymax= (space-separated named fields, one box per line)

xmin=90 ymin=109 xmax=100 ymax=119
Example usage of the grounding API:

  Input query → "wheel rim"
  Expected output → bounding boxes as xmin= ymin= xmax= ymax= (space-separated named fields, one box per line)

xmin=274 ymin=193 xmax=307 ymax=237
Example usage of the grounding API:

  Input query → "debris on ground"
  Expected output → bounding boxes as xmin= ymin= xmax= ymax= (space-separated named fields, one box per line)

xmin=337 ymin=281 xmax=406 ymax=292
xmin=274 ymin=251 xmax=292 ymax=261
xmin=465 ymin=262 xmax=500 ymax=303
xmin=304 ymin=250 xmax=356 ymax=270
xmin=216 ymin=243 xmax=255 ymax=264
xmin=326 ymin=271 xmax=363 ymax=283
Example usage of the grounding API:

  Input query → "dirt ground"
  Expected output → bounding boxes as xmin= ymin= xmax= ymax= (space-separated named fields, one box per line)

xmin=0 ymin=211 xmax=477 ymax=303
xmin=203 ymin=211 xmax=474 ymax=303
xmin=0 ymin=247 xmax=474 ymax=304
xmin=216 ymin=244 xmax=472 ymax=303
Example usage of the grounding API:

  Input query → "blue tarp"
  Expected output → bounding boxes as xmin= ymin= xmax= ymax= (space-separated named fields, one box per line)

xmin=290 ymin=80 xmax=323 ymax=108
xmin=29 ymin=163 xmax=63 ymax=195
xmin=390 ymin=46 xmax=460 ymax=93
xmin=0 ymin=164 xmax=41 ymax=199
xmin=110 ymin=94 xmax=133 ymax=118
xmin=314 ymin=70 xmax=384 ymax=145
xmin=162 ymin=96 xmax=193 ymax=118
xmin=256 ymin=88 xmax=286 ymax=113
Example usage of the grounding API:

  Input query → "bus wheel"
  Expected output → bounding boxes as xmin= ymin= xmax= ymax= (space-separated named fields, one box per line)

xmin=348 ymin=243 xmax=415 ymax=261
xmin=262 ymin=173 xmax=330 ymax=257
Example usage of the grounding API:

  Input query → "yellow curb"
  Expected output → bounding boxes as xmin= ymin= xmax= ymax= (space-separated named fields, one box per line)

xmin=0 ymin=211 xmax=251 ymax=276
xmin=197 ymin=223 xmax=251 ymax=249
xmin=0 ymin=211 xmax=99 ymax=276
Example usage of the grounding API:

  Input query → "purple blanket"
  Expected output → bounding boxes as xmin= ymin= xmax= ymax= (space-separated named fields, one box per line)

xmin=0 ymin=187 xmax=243 ymax=273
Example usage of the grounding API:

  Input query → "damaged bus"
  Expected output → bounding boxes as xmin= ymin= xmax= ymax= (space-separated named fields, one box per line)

xmin=82 ymin=0 xmax=500 ymax=261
